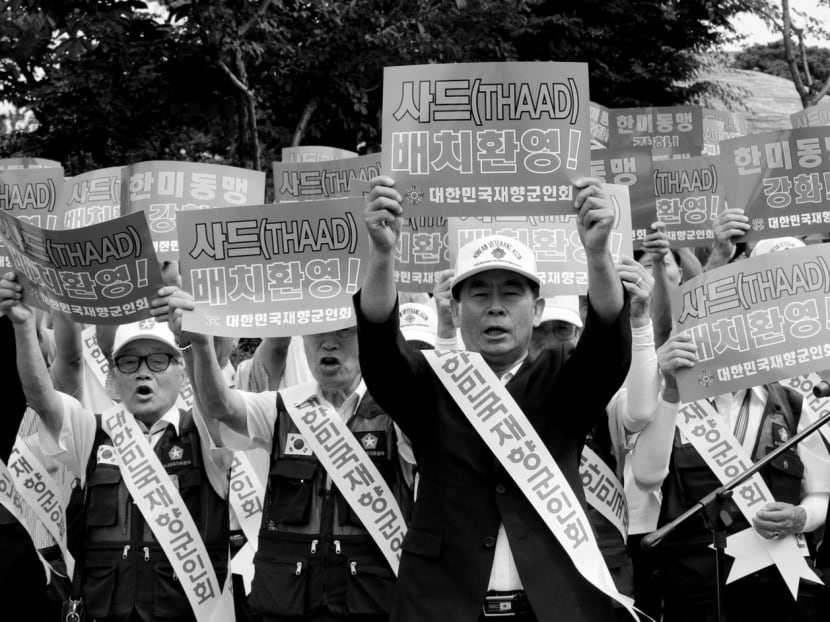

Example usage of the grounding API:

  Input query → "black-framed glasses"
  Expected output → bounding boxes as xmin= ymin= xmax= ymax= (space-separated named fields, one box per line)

xmin=113 ymin=353 xmax=178 ymax=374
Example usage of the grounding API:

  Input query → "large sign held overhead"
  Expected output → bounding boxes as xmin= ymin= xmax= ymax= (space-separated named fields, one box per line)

xmin=382 ymin=61 xmax=590 ymax=217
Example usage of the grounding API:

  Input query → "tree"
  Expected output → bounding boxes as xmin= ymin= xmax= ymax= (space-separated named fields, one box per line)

xmin=733 ymin=40 xmax=830 ymax=85
xmin=2 ymin=0 xmax=754 ymax=171
xmin=740 ymin=0 xmax=830 ymax=107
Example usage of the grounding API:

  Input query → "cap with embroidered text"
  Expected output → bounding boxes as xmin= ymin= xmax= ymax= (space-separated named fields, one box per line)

xmin=451 ymin=235 xmax=540 ymax=296
xmin=399 ymin=303 xmax=438 ymax=347
xmin=112 ymin=320 xmax=179 ymax=359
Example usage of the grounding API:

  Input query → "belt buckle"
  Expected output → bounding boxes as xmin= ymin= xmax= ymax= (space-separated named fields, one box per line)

xmin=482 ymin=591 xmax=524 ymax=617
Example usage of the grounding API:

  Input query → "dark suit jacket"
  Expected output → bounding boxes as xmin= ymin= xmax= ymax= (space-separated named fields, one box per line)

xmin=355 ymin=293 xmax=632 ymax=622
xmin=0 ymin=316 xmax=26 ymax=461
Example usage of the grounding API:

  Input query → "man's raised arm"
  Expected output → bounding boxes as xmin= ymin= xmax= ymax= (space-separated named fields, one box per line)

xmin=0 ymin=272 xmax=64 ymax=438
xmin=574 ymin=178 xmax=624 ymax=323
xmin=359 ymin=176 xmax=404 ymax=323
xmin=151 ymin=286 xmax=250 ymax=437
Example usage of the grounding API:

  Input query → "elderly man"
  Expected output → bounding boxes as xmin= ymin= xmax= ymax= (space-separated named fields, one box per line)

xmin=0 ymin=273 xmax=230 ymax=622
xmin=157 ymin=287 xmax=415 ymax=622
xmin=354 ymin=176 xmax=632 ymax=622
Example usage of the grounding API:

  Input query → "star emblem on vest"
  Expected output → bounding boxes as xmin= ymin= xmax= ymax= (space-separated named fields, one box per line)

xmin=361 ymin=433 xmax=378 ymax=450
xmin=169 ymin=446 xmax=184 ymax=461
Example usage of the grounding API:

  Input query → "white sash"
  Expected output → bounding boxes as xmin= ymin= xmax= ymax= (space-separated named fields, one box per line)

xmin=675 ymin=399 xmax=821 ymax=598
xmin=0 ymin=457 xmax=55 ymax=580
xmin=228 ymin=451 xmax=265 ymax=593
xmin=580 ymin=445 xmax=628 ymax=541
xmin=82 ymin=327 xmax=110 ymax=389
xmin=423 ymin=350 xmax=636 ymax=618
xmin=101 ymin=404 xmax=234 ymax=622
xmin=279 ymin=382 xmax=407 ymax=574
xmin=6 ymin=435 xmax=75 ymax=577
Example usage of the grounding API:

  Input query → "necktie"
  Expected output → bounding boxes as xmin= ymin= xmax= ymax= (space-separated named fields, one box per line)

xmin=733 ymin=391 xmax=752 ymax=444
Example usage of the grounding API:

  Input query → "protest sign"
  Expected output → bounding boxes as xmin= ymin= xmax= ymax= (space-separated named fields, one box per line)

xmin=447 ymin=183 xmax=633 ymax=296
xmin=672 ymin=243 xmax=830 ymax=401
xmin=0 ymin=158 xmax=62 ymax=170
xmin=395 ymin=216 xmax=449 ymax=293
xmin=702 ymin=109 xmax=747 ymax=156
xmin=281 ymin=146 xmax=358 ymax=162
xmin=590 ymin=147 xmax=654 ymax=245
xmin=607 ymin=105 xmax=704 ymax=159
xmin=121 ymin=161 xmax=266 ymax=260
xmin=590 ymin=101 xmax=611 ymax=149
xmin=790 ymin=103 xmax=830 ymax=129
xmin=178 ymin=198 xmax=368 ymax=337
xmin=64 ymin=166 xmax=122 ymax=228
xmin=273 ymin=153 xmax=381 ymax=202
xmin=382 ymin=61 xmax=590 ymax=217
xmin=651 ymin=155 xmax=723 ymax=247
xmin=0 ymin=166 xmax=65 ymax=229
xmin=719 ymin=126 xmax=830 ymax=242
xmin=0 ymin=210 xmax=163 ymax=324
xmin=0 ymin=166 xmax=66 ymax=269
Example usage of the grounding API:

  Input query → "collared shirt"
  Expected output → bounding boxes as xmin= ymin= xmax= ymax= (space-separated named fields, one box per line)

xmin=488 ymin=356 xmax=527 ymax=592
xmin=39 ymin=392 xmax=231 ymax=498
xmin=708 ymin=386 xmax=830 ymax=494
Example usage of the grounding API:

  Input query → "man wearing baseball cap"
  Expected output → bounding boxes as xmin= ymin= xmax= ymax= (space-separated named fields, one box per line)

xmin=0 ymin=271 xmax=231 ymax=622
xmin=354 ymin=176 xmax=632 ymax=622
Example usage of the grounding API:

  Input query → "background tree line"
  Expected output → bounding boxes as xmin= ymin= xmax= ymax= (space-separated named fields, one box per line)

xmin=0 ymin=0 xmax=826 ymax=179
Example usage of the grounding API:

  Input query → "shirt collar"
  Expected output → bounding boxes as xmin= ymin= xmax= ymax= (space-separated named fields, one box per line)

xmin=315 ymin=377 xmax=366 ymax=418
xmin=500 ymin=356 xmax=526 ymax=384
xmin=136 ymin=405 xmax=180 ymax=436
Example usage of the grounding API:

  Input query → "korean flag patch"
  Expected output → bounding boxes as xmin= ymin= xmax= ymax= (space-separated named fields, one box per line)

xmin=96 ymin=444 xmax=118 ymax=466
xmin=285 ymin=432 xmax=313 ymax=456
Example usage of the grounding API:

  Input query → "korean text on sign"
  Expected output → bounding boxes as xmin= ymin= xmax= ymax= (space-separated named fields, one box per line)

xmin=382 ymin=62 xmax=590 ymax=217
xmin=179 ymin=198 xmax=370 ymax=338
xmin=720 ymin=126 xmax=830 ymax=243
xmin=0 ymin=210 xmax=164 ymax=324
xmin=122 ymin=161 xmax=266 ymax=261
xmin=672 ymin=243 xmax=830 ymax=401
xmin=607 ymin=106 xmax=704 ymax=160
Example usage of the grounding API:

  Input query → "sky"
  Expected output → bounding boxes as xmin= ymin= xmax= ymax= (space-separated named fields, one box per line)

xmin=728 ymin=0 xmax=830 ymax=50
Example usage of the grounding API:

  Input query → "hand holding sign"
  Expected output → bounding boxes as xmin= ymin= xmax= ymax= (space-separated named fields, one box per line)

xmin=616 ymin=257 xmax=653 ymax=325
xmin=657 ymin=332 xmax=697 ymax=394
xmin=365 ymin=176 xmax=404 ymax=254
xmin=574 ymin=178 xmax=615 ymax=255
xmin=0 ymin=272 xmax=33 ymax=325
xmin=712 ymin=207 xmax=750 ymax=265
xmin=432 ymin=269 xmax=455 ymax=340
xmin=150 ymin=286 xmax=207 ymax=348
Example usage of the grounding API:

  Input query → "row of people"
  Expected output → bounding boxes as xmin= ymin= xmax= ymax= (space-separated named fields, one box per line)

xmin=0 ymin=177 xmax=828 ymax=622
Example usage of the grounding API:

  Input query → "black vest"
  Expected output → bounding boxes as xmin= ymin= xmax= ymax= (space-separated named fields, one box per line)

xmin=81 ymin=411 xmax=229 ymax=622
xmin=659 ymin=384 xmax=804 ymax=543
xmin=248 ymin=390 xmax=414 ymax=620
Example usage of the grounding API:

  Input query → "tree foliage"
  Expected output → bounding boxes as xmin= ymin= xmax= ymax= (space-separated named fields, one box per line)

xmin=733 ymin=40 xmax=830 ymax=85
xmin=1 ymin=0 xmax=748 ymax=174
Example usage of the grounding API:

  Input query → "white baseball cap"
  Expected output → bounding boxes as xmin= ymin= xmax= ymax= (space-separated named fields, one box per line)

xmin=750 ymin=236 xmax=805 ymax=257
xmin=451 ymin=235 xmax=540 ymax=296
xmin=112 ymin=319 xmax=179 ymax=359
xmin=539 ymin=296 xmax=583 ymax=328
xmin=399 ymin=303 xmax=438 ymax=347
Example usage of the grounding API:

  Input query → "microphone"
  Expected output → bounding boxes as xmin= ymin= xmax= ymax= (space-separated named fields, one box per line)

xmin=813 ymin=381 xmax=830 ymax=398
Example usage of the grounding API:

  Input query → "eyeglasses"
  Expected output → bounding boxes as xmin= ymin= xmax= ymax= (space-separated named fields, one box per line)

xmin=113 ymin=353 xmax=178 ymax=374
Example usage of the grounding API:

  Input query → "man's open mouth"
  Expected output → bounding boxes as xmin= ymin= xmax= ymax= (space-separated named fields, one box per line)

xmin=320 ymin=357 xmax=340 ymax=368
xmin=484 ymin=327 xmax=508 ymax=336
xmin=135 ymin=386 xmax=153 ymax=396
